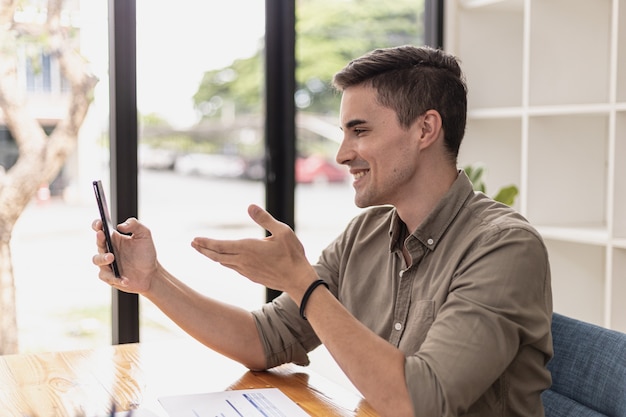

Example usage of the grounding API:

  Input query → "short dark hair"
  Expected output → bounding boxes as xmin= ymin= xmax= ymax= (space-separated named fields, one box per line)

xmin=332 ymin=45 xmax=467 ymax=162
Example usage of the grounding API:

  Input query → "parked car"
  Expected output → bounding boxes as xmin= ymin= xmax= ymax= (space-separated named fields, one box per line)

xmin=296 ymin=155 xmax=348 ymax=184
xmin=139 ymin=145 xmax=177 ymax=170
xmin=241 ymin=157 xmax=266 ymax=181
xmin=241 ymin=155 xmax=348 ymax=184
xmin=174 ymin=153 xmax=246 ymax=179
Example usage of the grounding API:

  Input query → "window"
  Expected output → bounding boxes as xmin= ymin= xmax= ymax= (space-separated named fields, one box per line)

xmin=135 ymin=0 xmax=267 ymax=342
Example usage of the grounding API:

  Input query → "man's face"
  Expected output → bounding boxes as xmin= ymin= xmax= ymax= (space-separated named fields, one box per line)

xmin=336 ymin=84 xmax=423 ymax=208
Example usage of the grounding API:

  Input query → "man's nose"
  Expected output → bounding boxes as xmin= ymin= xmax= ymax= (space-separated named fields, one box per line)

xmin=335 ymin=136 xmax=353 ymax=166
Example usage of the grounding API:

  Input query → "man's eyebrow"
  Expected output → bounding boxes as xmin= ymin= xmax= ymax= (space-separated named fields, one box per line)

xmin=342 ymin=119 xmax=367 ymax=130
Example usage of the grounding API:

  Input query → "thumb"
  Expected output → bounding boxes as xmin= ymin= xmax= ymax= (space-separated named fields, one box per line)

xmin=116 ymin=217 xmax=142 ymax=236
xmin=247 ymin=204 xmax=283 ymax=235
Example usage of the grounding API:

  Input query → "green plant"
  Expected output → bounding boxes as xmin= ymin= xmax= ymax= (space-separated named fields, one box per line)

xmin=463 ymin=164 xmax=519 ymax=207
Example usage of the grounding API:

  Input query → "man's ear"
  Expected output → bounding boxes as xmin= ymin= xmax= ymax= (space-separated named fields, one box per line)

xmin=418 ymin=109 xmax=443 ymax=150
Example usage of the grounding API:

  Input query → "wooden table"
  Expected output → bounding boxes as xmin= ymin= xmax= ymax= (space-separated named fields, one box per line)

xmin=0 ymin=338 xmax=379 ymax=417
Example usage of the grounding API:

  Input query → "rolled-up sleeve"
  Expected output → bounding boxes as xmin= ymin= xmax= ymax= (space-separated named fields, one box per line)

xmin=251 ymin=292 xmax=322 ymax=368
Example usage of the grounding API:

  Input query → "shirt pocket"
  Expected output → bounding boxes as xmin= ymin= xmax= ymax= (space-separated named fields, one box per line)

xmin=398 ymin=299 xmax=436 ymax=353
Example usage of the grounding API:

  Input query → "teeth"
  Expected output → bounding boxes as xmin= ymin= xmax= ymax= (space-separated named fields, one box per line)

xmin=353 ymin=171 xmax=366 ymax=179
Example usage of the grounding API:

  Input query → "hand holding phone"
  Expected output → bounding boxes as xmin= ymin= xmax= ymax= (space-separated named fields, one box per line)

xmin=92 ymin=180 xmax=121 ymax=277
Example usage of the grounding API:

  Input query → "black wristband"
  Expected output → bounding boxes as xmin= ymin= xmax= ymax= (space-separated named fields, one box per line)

xmin=299 ymin=279 xmax=329 ymax=320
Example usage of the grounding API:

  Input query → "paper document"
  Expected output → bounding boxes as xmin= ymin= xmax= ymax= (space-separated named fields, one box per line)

xmin=159 ymin=388 xmax=311 ymax=417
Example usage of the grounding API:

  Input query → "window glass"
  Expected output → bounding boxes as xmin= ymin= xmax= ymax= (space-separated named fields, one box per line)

xmin=135 ymin=0 xmax=267 ymax=341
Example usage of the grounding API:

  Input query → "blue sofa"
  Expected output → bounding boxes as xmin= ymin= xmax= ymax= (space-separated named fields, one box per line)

xmin=542 ymin=312 xmax=626 ymax=417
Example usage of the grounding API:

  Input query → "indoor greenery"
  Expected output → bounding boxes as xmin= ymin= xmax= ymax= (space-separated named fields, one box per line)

xmin=463 ymin=163 xmax=519 ymax=207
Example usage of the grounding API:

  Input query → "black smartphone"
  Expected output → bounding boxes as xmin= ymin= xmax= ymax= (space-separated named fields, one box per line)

xmin=92 ymin=180 xmax=121 ymax=277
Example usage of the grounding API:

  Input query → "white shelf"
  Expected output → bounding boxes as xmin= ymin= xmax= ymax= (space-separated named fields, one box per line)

xmin=526 ymin=114 xmax=608 ymax=226
xmin=611 ymin=249 xmax=626 ymax=332
xmin=617 ymin=0 xmax=626 ymax=102
xmin=544 ymin=239 xmax=606 ymax=327
xmin=613 ymin=112 xmax=626 ymax=238
xmin=447 ymin=0 xmax=626 ymax=330
xmin=469 ymin=103 xmax=620 ymax=119
xmin=468 ymin=107 xmax=523 ymax=119
xmin=526 ymin=104 xmax=615 ymax=116
xmin=537 ymin=226 xmax=609 ymax=246
xmin=613 ymin=239 xmax=626 ymax=250
xmin=528 ymin=0 xmax=612 ymax=106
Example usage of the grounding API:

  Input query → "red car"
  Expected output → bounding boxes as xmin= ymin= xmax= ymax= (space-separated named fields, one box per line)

xmin=296 ymin=155 xmax=348 ymax=184
xmin=242 ymin=155 xmax=348 ymax=183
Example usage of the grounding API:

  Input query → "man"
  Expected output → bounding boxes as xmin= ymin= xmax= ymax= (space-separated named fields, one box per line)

xmin=93 ymin=45 xmax=553 ymax=417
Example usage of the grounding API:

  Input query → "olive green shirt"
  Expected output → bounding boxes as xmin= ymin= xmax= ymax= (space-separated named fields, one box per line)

xmin=252 ymin=171 xmax=553 ymax=416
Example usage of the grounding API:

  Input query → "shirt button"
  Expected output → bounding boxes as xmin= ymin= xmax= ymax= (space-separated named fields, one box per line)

xmin=394 ymin=322 xmax=402 ymax=331
xmin=427 ymin=238 xmax=434 ymax=245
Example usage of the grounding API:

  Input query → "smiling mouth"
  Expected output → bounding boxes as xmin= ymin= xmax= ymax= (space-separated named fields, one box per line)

xmin=353 ymin=170 xmax=368 ymax=180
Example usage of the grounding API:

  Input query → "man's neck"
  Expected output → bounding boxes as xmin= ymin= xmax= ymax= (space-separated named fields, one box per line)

xmin=396 ymin=168 xmax=458 ymax=233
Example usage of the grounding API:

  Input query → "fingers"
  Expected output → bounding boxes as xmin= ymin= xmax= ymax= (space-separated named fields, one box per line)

xmin=116 ymin=217 xmax=136 ymax=233
xmin=191 ymin=238 xmax=254 ymax=274
xmin=92 ymin=219 xmax=111 ymax=254
xmin=92 ymin=217 xmax=129 ymax=280
xmin=94 ymin=228 xmax=107 ymax=253
xmin=92 ymin=218 xmax=102 ymax=231
xmin=93 ymin=217 xmax=140 ymax=234
xmin=91 ymin=251 xmax=128 ymax=286
xmin=117 ymin=217 xmax=150 ymax=239
xmin=191 ymin=238 xmax=254 ymax=282
xmin=191 ymin=237 xmax=233 ymax=260
xmin=92 ymin=251 xmax=113 ymax=267
xmin=192 ymin=206 xmax=293 ymax=261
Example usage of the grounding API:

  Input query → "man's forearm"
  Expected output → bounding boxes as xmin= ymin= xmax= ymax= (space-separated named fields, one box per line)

xmin=144 ymin=267 xmax=267 ymax=370
xmin=302 ymin=287 xmax=415 ymax=417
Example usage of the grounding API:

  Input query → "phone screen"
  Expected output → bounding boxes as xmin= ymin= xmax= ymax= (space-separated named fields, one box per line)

xmin=92 ymin=180 xmax=121 ymax=277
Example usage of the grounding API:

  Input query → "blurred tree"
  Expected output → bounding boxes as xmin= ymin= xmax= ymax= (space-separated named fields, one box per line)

xmin=193 ymin=0 xmax=424 ymax=119
xmin=0 ymin=0 xmax=98 ymax=353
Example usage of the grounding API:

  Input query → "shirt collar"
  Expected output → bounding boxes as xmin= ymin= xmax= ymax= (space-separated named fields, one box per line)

xmin=389 ymin=170 xmax=475 ymax=252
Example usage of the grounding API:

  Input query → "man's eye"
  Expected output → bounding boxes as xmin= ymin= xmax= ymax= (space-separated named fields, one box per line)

xmin=354 ymin=128 xmax=365 ymax=135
